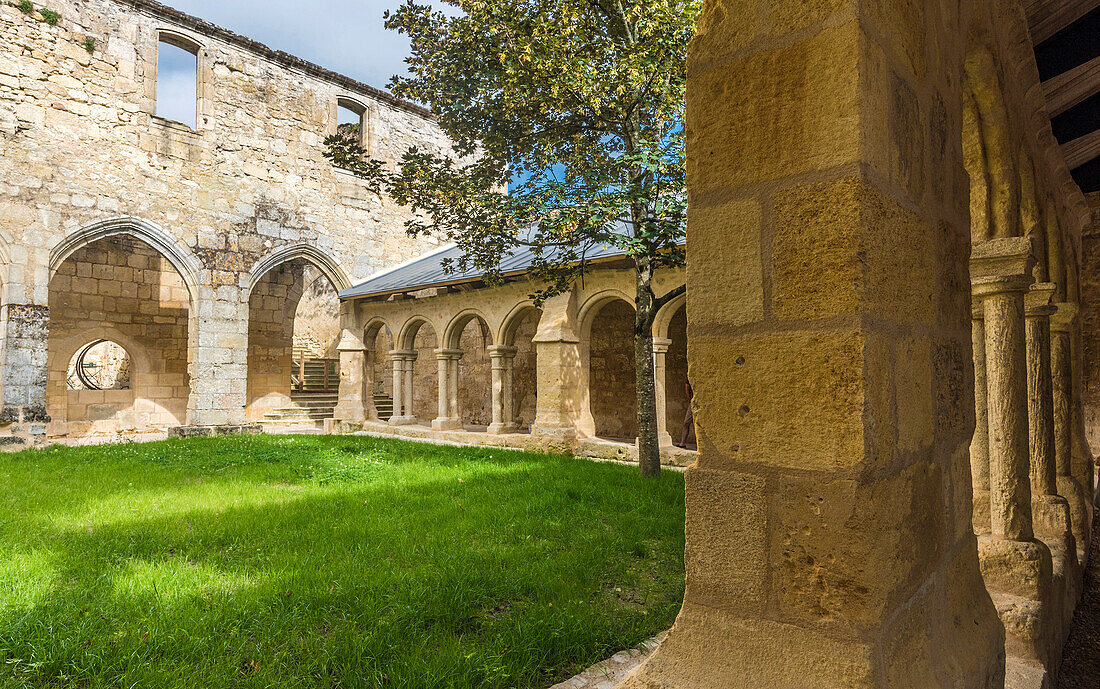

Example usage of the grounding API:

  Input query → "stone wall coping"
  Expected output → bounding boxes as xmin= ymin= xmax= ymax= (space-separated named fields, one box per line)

xmin=112 ymin=0 xmax=434 ymax=120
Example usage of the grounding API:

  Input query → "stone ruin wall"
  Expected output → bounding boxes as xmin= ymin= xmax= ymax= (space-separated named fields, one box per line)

xmin=0 ymin=0 xmax=452 ymax=435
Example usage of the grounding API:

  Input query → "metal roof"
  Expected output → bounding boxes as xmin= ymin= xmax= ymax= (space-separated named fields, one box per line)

xmin=338 ymin=236 xmax=631 ymax=300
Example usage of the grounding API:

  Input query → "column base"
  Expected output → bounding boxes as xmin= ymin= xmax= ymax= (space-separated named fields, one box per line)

xmin=487 ymin=422 xmax=519 ymax=435
xmin=1056 ymin=475 xmax=1091 ymax=568
xmin=658 ymin=431 xmax=675 ymax=448
xmin=169 ymin=424 xmax=263 ymax=438
xmin=530 ymin=421 xmax=577 ymax=440
xmin=390 ymin=415 xmax=417 ymax=427
xmin=431 ymin=418 xmax=463 ymax=431
xmin=977 ymin=535 xmax=1058 ymax=668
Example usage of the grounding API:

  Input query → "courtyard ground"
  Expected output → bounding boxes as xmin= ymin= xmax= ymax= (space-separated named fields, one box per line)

xmin=0 ymin=435 xmax=685 ymax=688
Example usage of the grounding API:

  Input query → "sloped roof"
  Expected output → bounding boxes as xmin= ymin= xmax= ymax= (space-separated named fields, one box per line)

xmin=338 ymin=238 xmax=630 ymax=300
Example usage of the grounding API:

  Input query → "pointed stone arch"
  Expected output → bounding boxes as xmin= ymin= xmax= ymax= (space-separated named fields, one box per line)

xmin=244 ymin=243 xmax=352 ymax=299
xmin=49 ymin=217 xmax=203 ymax=301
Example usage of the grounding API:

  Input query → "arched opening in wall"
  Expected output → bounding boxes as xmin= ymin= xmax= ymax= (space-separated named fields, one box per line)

xmin=67 ymin=340 xmax=131 ymax=391
xmin=247 ymin=260 xmax=341 ymax=425
xmin=448 ymin=313 xmax=493 ymax=429
xmin=664 ymin=304 xmax=692 ymax=449
xmin=364 ymin=321 xmax=395 ymax=421
xmin=156 ymin=34 xmax=199 ymax=128
xmin=589 ymin=299 xmax=637 ymax=441
xmin=504 ymin=306 xmax=542 ymax=432
xmin=403 ymin=320 xmax=439 ymax=425
xmin=47 ymin=236 xmax=191 ymax=437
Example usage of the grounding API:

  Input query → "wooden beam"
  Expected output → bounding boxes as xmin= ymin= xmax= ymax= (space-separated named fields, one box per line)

xmin=1026 ymin=0 xmax=1100 ymax=44
xmin=1043 ymin=54 xmax=1100 ymax=116
xmin=1062 ymin=128 xmax=1100 ymax=169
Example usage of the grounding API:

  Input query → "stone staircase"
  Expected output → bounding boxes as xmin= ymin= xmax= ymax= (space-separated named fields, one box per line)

xmin=261 ymin=392 xmax=338 ymax=426
xmin=374 ymin=392 xmax=394 ymax=421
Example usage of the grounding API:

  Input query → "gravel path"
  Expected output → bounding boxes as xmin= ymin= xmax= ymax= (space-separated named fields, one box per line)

xmin=1057 ymin=506 xmax=1100 ymax=688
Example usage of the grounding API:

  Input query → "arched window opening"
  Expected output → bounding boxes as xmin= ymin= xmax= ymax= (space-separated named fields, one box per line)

xmin=590 ymin=299 xmax=637 ymax=440
xmin=156 ymin=35 xmax=199 ymax=128
xmin=67 ymin=340 xmax=131 ymax=391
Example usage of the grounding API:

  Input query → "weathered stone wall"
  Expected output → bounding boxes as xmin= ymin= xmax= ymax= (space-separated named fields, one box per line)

xmin=511 ymin=309 xmax=539 ymax=429
xmin=588 ymin=299 xmax=636 ymax=440
xmin=0 ymin=0 xmax=451 ymax=433
xmin=410 ymin=325 xmax=437 ymax=423
xmin=456 ymin=318 xmax=491 ymax=427
xmin=246 ymin=260 xmax=305 ymax=420
xmin=47 ymin=236 xmax=189 ymax=435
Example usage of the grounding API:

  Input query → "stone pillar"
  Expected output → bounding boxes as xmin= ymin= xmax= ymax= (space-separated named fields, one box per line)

xmin=0 ymin=303 xmax=50 ymax=430
xmin=431 ymin=348 xmax=463 ymax=431
xmin=1052 ymin=303 xmax=1090 ymax=564
xmin=389 ymin=350 xmax=416 ymax=425
xmin=333 ymin=328 xmax=369 ymax=425
xmin=652 ymin=337 xmax=673 ymax=448
xmin=972 ymin=238 xmax=1035 ymax=541
xmin=1026 ymin=283 xmax=1058 ymax=498
xmin=971 ymin=304 xmax=991 ymax=533
xmin=530 ymin=293 xmax=581 ymax=440
xmin=620 ymin=1 xmax=1005 ymax=686
xmin=1026 ymin=284 xmax=1077 ymax=602
xmin=187 ymin=289 xmax=248 ymax=428
xmin=503 ymin=349 xmax=516 ymax=428
xmin=487 ymin=344 xmax=518 ymax=434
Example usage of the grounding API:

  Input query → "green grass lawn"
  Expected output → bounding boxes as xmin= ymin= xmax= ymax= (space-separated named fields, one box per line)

xmin=0 ymin=434 xmax=685 ymax=688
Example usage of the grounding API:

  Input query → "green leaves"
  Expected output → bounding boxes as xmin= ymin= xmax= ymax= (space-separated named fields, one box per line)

xmin=327 ymin=0 xmax=699 ymax=303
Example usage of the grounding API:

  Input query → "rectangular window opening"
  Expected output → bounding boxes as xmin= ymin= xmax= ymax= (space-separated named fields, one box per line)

xmin=156 ymin=38 xmax=198 ymax=128
xmin=337 ymin=100 xmax=367 ymax=151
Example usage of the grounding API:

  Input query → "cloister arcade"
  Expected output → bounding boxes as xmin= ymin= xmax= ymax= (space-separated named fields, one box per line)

xmin=333 ymin=260 xmax=693 ymax=463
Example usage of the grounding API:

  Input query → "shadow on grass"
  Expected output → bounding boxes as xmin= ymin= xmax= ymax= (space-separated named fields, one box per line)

xmin=0 ymin=436 xmax=685 ymax=689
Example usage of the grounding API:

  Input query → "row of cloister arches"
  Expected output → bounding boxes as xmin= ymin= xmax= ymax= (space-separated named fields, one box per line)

xmin=344 ymin=288 xmax=690 ymax=447
xmin=35 ymin=217 xmax=354 ymax=436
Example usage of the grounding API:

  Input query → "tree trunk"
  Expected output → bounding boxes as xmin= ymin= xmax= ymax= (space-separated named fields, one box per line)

xmin=635 ymin=257 xmax=661 ymax=478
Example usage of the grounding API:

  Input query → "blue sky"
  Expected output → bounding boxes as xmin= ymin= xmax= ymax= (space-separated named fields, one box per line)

xmin=167 ymin=0 xmax=420 ymax=88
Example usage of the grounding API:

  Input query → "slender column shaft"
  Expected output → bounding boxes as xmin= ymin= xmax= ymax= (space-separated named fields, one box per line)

xmin=436 ymin=354 xmax=449 ymax=421
xmin=449 ymin=357 xmax=460 ymax=421
xmin=490 ymin=359 xmax=504 ymax=427
xmin=983 ymin=289 xmax=1034 ymax=541
xmin=503 ymin=354 xmax=515 ymax=426
xmin=390 ymin=351 xmax=404 ymax=418
xmin=971 ymin=312 xmax=991 ymax=531
xmin=652 ymin=338 xmax=672 ymax=446
xmin=403 ymin=354 xmax=415 ymax=419
xmin=1025 ymin=285 xmax=1058 ymax=497
xmin=1052 ymin=308 xmax=1075 ymax=479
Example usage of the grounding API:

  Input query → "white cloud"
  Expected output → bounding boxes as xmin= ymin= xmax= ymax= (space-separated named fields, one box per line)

xmin=167 ymin=0 xmax=419 ymax=89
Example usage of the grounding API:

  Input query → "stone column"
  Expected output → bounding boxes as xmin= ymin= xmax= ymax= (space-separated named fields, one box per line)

xmin=971 ymin=303 xmax=991 ymax=533
xmin=652 ymin=337 xmax=673 ymax=447
xmin=1052 ymin=302 xmax=1090 ymax=563
xmin=389 ymin=350 xmax=416 ymax=425
xmin=620 ymin=1 xmax=1004 ymax=685
xmin=431 ymin=348 xmax=463 ymax=431
xmin=487 ymin=345 xmax=517 ymax=434
xmin=971 ymin=237 xmax=1035 ymax=542
xmin=333 ymin=328 xmax=369 ymax=425
xmin=1026 ymin=284 xmax=1076 ymax=560
xmin=503 ymin=348 xmax=516 ymax=429
xmin=530 ymin=293 xmax=581 ymax=441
